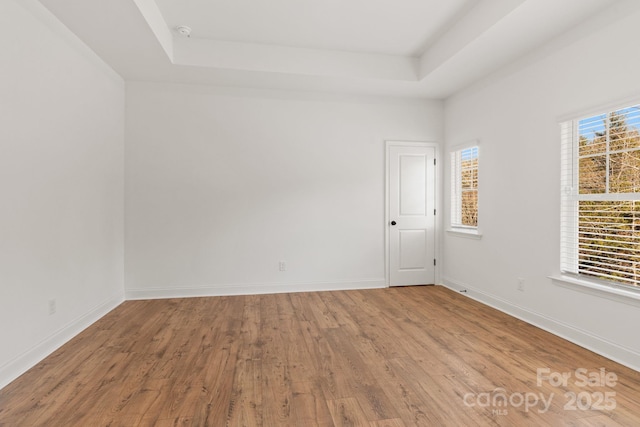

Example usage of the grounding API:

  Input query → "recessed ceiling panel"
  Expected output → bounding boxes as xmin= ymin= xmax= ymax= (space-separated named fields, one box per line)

xmin=154 ymin=0 xmax=476 ymax=56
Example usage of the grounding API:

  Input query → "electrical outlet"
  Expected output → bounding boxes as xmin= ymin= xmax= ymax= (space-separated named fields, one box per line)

xmin=517 ymin=278 xmax=525 ymax=292
xmin=49 ymin=299 xmax=57 ymax=315
xmin=279 ymin=261 xmax=286 ymax=272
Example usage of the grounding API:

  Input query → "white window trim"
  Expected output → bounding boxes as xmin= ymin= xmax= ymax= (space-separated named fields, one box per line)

xmin=559 ymin=98 xmax=640 ymax=300
xmin=550 ymin=274 xmax=640 ymax=307
xmin=446 ymin=227 xmax=483 ymax=239
xmin=449 ymin=140 xmax=481 ymax=238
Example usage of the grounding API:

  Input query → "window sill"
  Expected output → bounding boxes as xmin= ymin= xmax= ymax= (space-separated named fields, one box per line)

xmin=446 ymin=228 xmax=482 ymax=239
xmin=549 ymin=274 xmax=640 ymax=307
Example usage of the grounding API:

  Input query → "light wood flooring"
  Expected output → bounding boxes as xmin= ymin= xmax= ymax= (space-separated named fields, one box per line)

xmin=1 ymin=286 xmax=639 ymax=426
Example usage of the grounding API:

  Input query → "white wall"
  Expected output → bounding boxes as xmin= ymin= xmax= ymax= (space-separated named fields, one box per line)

xmin=0 ymin=0 xmax=125 ymax=388
xmin=125 ymin=83 xmax=442 ymax=298
xmin=443 ymin=4 xmax=640 ymax=370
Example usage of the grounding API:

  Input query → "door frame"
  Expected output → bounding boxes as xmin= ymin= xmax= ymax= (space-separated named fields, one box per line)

xmin=385 ymin=140 xmax=441 ymax=287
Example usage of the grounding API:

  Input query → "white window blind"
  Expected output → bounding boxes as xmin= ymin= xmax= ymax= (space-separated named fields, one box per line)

xmin=451 ymin=146 xmax=479 ymax=229
xmin=560 ymin=104 xmax=640 ymax=289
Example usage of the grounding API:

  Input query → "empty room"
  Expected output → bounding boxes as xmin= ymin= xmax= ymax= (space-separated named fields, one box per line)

xmin=2 ymin=0 xmax=640 ymax=425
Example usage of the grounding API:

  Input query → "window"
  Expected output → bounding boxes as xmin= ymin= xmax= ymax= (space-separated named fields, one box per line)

xmin=561 ymin=104 xmax=640 ymax=289
xmin=450 ymin=145 xmax=479 ymax=232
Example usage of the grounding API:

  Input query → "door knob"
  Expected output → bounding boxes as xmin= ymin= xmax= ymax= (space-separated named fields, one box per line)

xmin=390 ymin=221 xmax=397 ymax=226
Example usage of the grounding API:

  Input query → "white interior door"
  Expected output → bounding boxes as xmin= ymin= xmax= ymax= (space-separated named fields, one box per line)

xmin=388 ymin=143 xmax=436 ymax=286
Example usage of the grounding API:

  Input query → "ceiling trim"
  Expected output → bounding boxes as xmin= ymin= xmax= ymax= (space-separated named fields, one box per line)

xmin=133 ymin=0 xmax=173 ymax=59
xmin=418 ymin=0 xmax=525 ymax=79
xmin=174 ymin=38 xmax=419 ymax=81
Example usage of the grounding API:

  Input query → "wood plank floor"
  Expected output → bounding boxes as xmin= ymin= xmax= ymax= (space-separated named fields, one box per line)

xmin=1 ymin=286 xmax=639 ymax=426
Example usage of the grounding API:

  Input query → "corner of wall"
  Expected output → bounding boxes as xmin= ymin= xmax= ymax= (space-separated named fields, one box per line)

xmin=0 ymin=293 xmax=124 ymax=390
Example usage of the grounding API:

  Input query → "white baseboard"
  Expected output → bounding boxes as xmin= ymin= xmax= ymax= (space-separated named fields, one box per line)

xmin=0 ymin=293 xmax=125 ymax=390
xmin=125 ymin=278 xmax=387 ymax=300
xmin=440 ymin=278 xmax=640 ymax=372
